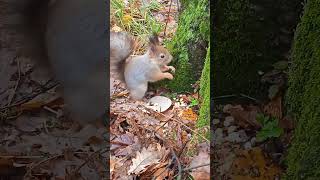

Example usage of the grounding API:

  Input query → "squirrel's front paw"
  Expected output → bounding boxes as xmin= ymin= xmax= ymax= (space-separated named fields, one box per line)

xmin=165 ymin=73 xmax=173 ymax=80
xmin=168 ymin=66 xmax=175 ymax=73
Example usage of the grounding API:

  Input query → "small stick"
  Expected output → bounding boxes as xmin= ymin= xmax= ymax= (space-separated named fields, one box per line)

xmin=163 ymin=0 xmax=173 ymax=37
xmin=24 ymin=154 xmax=63 ymax=178
xmin=182 ymin=163 xmax=210 ymax=172
xmin=145 ymin=107 xmax=209 ymax=142
xmin=0 ymin=81 xmax=59 ymax=110
xmin=170 ymin=148 xmax=182 ymax=180
xmin=74 ymin=148 xmax=107 ymax=173
xmin=239 ymin=93 xmax=259 ymax=102
xmin=172 ymin=163 xmax=210 ymax=179
xmin=0 ymin=155 xmax=43 ymax=159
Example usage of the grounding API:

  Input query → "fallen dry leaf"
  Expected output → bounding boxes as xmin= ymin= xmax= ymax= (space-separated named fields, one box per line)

xmin=128 ymin=144 xmax=165 ymax=175
xmin=279 ymin=115 xmax=294 ymax=131
xmin=12 ymin=115 xmax=46 ymax=132
xmin=153 ymin=167 xmax=171 ymax=180
xmin=20 ymin=93 xmax=62 ymax=111
xmin=110 ymin=156 xmax=117 ymax=174
xmin=179 ymin=108 xmax=198 ymax=121
xmin=263 ymin=95 xmax=283 ymax=120
xmin=224 ymin=104 xmax=261 ymax=129
xmin=230 ymin=147 xmax=282 ymax=180
xmin=189 ymin=151 xmax=210 ymax=180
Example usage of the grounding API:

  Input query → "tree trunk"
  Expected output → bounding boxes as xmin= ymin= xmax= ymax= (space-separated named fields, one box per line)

xmin=164 ymin=0 xmax=209 ymax=92
xmin=285 ymin=0 xmax=320 ymax=178
xmin=198 ymin=45 xmax=210 ymax=128
xmin=214 ymin=0 xmax=302 ymax=99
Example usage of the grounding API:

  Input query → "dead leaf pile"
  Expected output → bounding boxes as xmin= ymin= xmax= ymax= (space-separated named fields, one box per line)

xmin=110 ymin=76 xmax=209 ymax=179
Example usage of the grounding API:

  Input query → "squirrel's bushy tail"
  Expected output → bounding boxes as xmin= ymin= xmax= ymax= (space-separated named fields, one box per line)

xmin=110 ymin=31 xmax=135 ymax=81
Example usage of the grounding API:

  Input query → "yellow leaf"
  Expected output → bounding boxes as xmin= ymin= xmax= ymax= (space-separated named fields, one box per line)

xmin=122 ymin=15 xmax=133 ymax=25
xmin=230 ymin=147 xmax=282 ymax=180
xmin=180 ymin=108 xmax=198 ymax=121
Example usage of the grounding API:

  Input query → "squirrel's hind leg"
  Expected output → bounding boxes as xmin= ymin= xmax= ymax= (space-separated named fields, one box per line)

xmin=129 ymin=83 xmax=148 ymax=100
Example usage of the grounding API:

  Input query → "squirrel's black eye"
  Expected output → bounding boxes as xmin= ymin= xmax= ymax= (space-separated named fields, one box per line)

xmin=160 ymin=54 xmax=165 ymax=58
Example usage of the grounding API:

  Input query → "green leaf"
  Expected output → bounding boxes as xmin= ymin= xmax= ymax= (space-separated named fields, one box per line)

xmin=256 ymin=115 xmax=283 ymax=142
xmin=189 ymin=98 xmax=199 ymax=107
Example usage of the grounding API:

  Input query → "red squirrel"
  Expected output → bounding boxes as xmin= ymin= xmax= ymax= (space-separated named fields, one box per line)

xmin=110 ymin=32 xmax=175 ymax=100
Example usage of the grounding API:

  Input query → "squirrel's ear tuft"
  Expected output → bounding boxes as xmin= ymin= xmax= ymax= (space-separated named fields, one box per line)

xmin=149 ymin=34 xmax=160 ymax=46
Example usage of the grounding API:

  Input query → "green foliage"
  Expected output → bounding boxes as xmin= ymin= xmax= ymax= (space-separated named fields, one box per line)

xmin=255 ymin=114 xmax=283 ymax=142
xmin=189 ymin=98 xmax=199 ymax=107
xmin=111 ymin=0 xmax=163 ymax=46
xmin=165 ymin=0 xmax=209 ymax=92
xmin=285 ymin=0 xmax=320 ymax=179
xmin=163 ymin=92 xmax=178 ymax=100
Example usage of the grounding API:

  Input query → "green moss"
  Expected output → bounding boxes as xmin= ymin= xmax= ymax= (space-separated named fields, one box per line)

xmin=197 ymin=45 xmax=210 ymax=128
xmin=285 ymin=0 xmax=320 ymax=179
xmin=163 ymin=0 xmax=209 ymax=92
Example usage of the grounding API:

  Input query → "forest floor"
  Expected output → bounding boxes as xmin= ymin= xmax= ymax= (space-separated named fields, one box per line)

xmin=110 ymin=76 xmax=209 ymax=179
xmin=212 ymin=62 xmax=294 ymax=179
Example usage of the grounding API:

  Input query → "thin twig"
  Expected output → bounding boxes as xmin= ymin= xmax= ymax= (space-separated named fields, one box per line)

xmin=24 ymin=154 xmax=63 ymax=178
xmin=172 ymin=163 xmax=210 ymax=179
xmin=170 ymin=148 xmax=182 ymax=180
xmin=0 ymin=81 xmax=59 ymax=110
xmin=182 ymin=163 xmax=210 ymax=172
xmin=177 ymin=140 xmax=189 ymax=157
xmin=177 ymin=0 xmax=180 ymax=14
xmin=212 ymin=94 xmax=237 ymax=100
xmin=154 ymin=114 xmax=174 ymax=133
xmin=163 ymin=0 xmax=173 ymax=37
xmin=0 ymin=155 xmax=43 ymax=159
xmin=145 ymin=107 xmax=209 ymax=142
xmin=213 ymin=93 xmax=260 ymax=103
xmin=74 ymin=148 xmax=107 ymax=173
xmin=239 ymin=93 xmax=259 ymax=102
